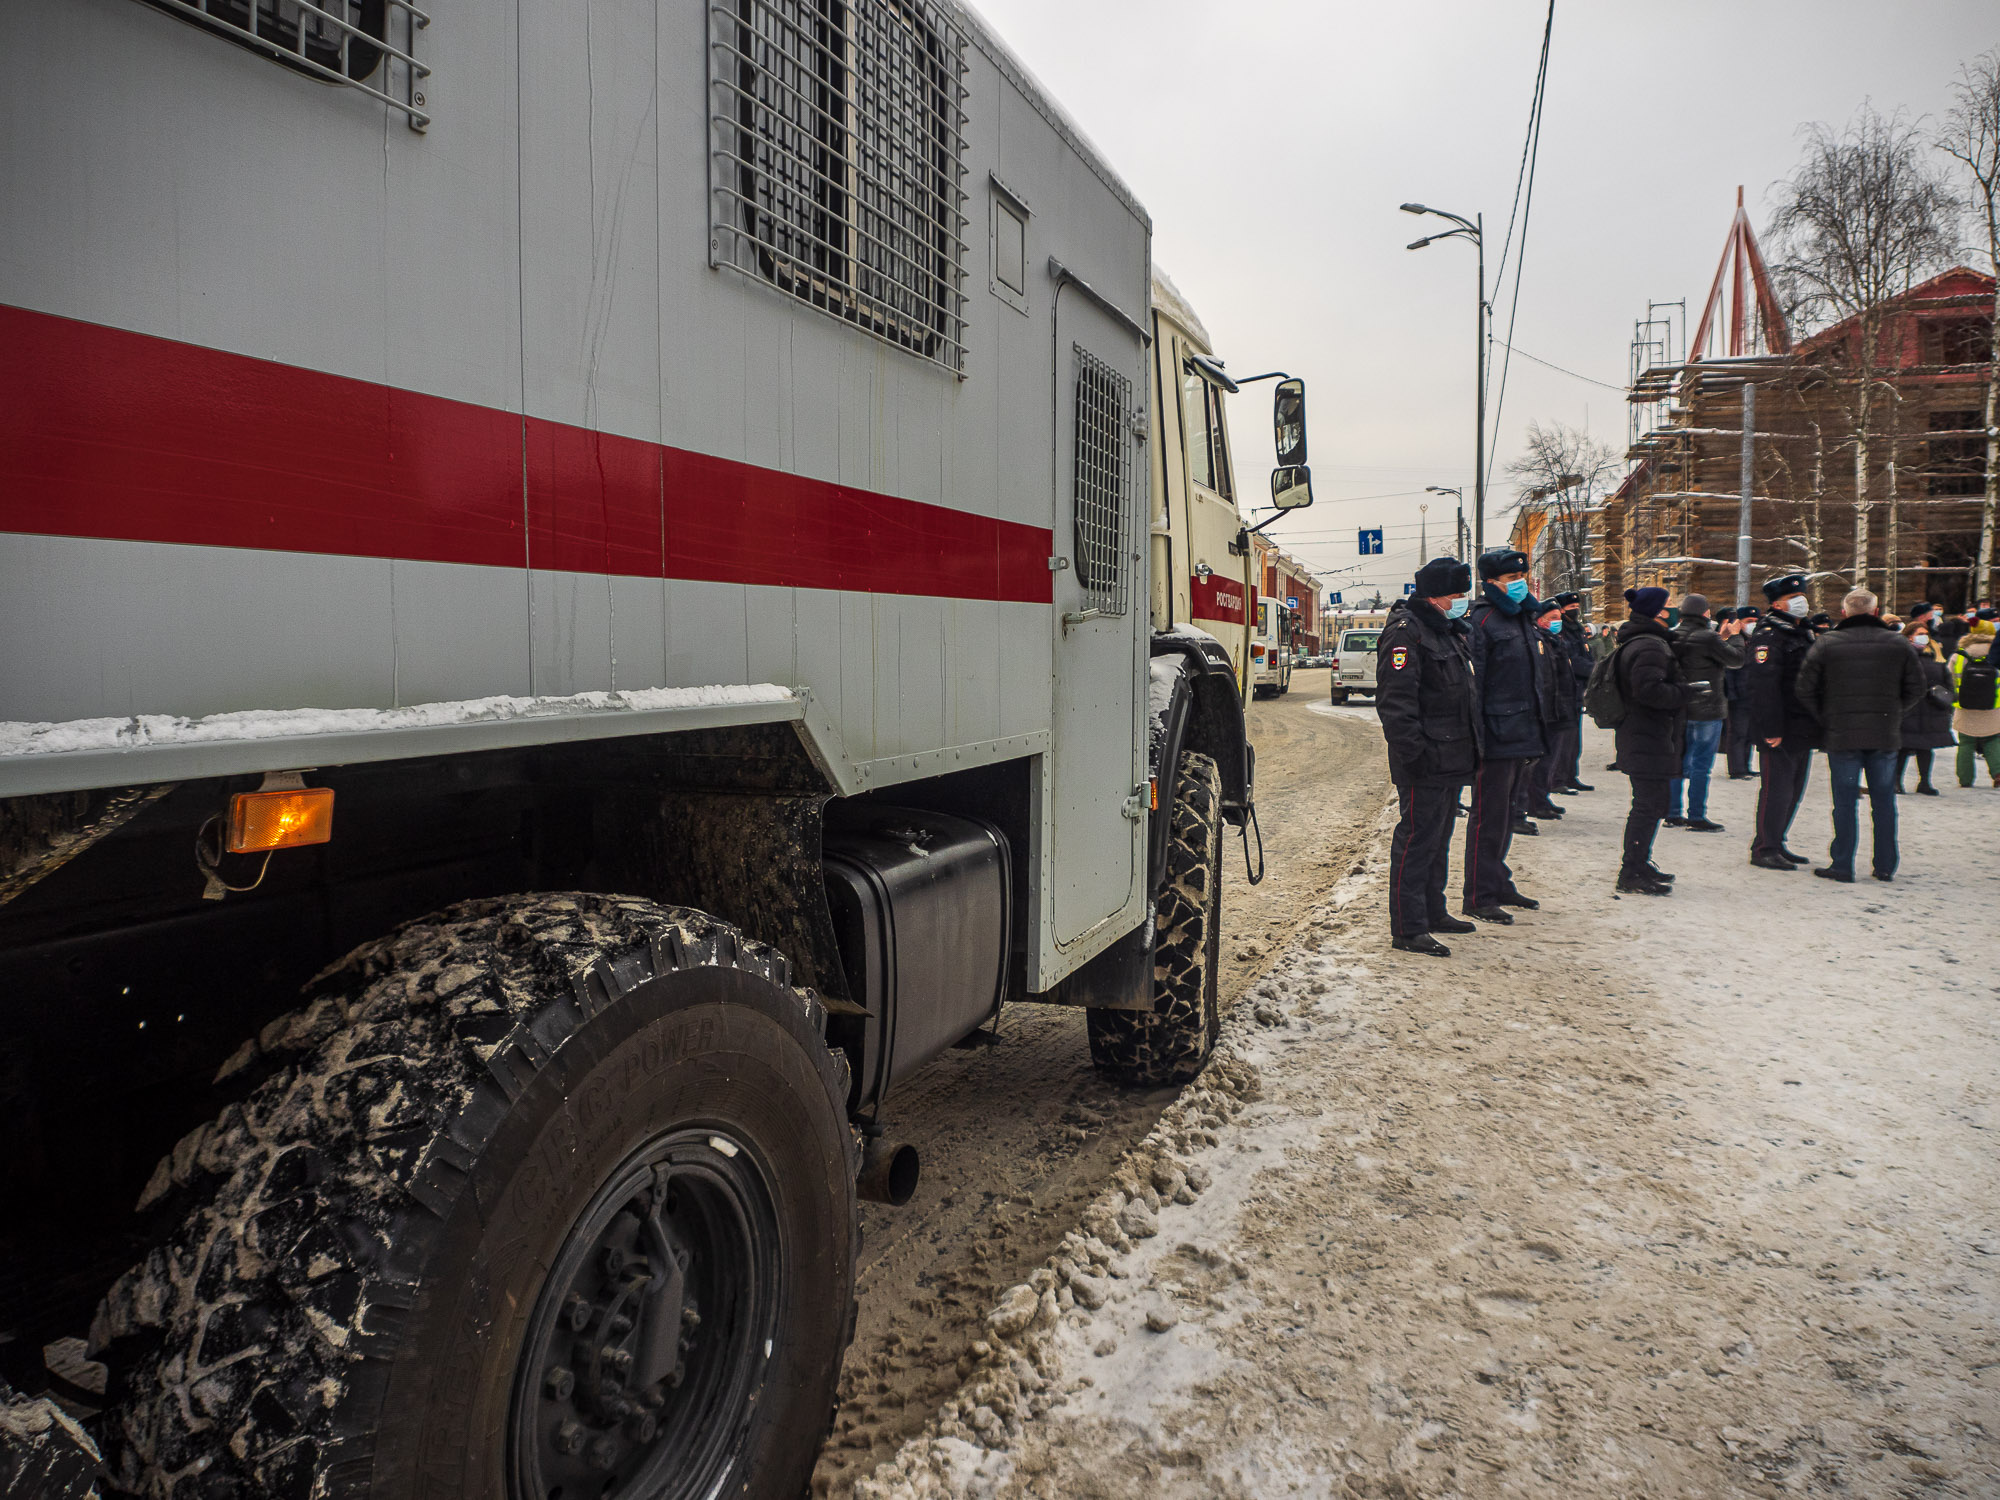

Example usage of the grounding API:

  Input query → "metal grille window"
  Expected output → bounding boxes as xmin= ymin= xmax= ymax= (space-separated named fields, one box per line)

xmin=139 ymin=0 xmax=430 ymax=130
xmin=710 ymin=0 xmax=969 ymax=373
xmin=1072 ymin=345 xmax=1133 ymax=616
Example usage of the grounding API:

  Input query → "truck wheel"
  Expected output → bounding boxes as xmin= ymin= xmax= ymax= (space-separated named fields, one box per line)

xmin=89 ymin=894 xmax=857 ymax=1500
xmin=1330 ymin=687 xmax=1350 ymax=704
xmin=1087 ymin=751 xmax=1222 ymax=1086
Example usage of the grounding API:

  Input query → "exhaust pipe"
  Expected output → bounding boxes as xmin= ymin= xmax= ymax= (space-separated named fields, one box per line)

xmin=857 ymin=1139 xmax=920 ymax=1206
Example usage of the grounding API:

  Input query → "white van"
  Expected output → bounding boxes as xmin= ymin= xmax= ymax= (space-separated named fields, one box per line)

xmin=1329 ymin=625 xmax=1385 ymax=702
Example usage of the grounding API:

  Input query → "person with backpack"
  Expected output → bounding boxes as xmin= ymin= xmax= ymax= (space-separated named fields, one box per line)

xmin=1599 ymin=587 xmax=1693 ymax=894
xmin=1461 ymin=548 xmax=1547 ymax=924
xmin=1794 ymin=589 xmax=1927 ymax=882
xmin=1741 ymin=574 xmax=1822 ymax=871
xmin=1376 ymin=556 xmax=1482 ymax=957
xmin=1664 ymin=593 xmax=1745 ymax=832
xmin=1951 ymin=633 xmax=2000 ymax=786
xmin=1896 ymin=620 xmax=1954 ymax=796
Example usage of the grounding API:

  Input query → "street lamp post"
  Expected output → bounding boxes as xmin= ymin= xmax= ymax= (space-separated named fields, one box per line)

xmin=1426 ymin=485 xmax=1466 ymax=562
xmin=1404 ymin=205 xmax=1487 ymax=555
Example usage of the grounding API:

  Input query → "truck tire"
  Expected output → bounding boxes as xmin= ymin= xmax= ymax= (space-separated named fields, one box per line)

xmin=0 ymin=1378 xmax=102 ymax=1499
xmin=1087 ymin=751 xmax=1222 ymax=1086
xmin=88 ymin=894 xmax=857 ymax=1500
xmin=1330 ymin=686 xmax=1349 ymax=704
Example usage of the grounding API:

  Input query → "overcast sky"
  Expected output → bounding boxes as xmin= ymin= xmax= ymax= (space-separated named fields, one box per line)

xmin=971 ymin=0 xmax=1996 ymax=605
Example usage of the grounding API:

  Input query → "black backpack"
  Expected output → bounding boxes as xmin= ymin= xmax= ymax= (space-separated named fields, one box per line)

xmin=1961 ymin=650 xmax=2000 ymax=712
xmin=1583 ymin=644 xmax=1628 ymax=728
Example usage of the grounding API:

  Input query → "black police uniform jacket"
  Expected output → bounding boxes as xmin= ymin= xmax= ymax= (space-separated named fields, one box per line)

xmin=1532 ymin=618 xmax=1573 ymax=724
xmin=1611 ymin=616 xmax=1693 ymax=777
xmin=1742 ymin=612 xmax=1822 ymax=748
xmin=1376 ymin=599 xmax=1482 ymax=785
xmin=1558 ymin=619 xmax=1594 ymax=696
xmin=1465 ymin=585 xmax=1548 ymax=759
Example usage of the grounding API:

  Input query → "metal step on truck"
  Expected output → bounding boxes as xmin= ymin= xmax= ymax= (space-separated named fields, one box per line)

xmin=0 ymin=2 xmax=1314 ymax=1495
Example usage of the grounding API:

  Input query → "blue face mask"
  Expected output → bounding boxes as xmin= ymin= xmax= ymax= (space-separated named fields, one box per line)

xmin=1504 ymin=579 xmax=1530 ymax=603
xmin=1445 ymin=596 xmax=1470 ymax=620
xmin=1544 ymin=618 xmax=1563 ymax=633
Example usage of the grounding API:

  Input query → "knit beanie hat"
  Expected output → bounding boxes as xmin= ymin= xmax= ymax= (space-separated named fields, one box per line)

xmin=1624 ymin=586 xmax=1668 ymax=619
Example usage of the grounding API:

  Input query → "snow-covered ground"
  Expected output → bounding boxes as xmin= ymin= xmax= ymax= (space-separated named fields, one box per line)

xmin=845 ymin=729 xmax=1999 ymax=1498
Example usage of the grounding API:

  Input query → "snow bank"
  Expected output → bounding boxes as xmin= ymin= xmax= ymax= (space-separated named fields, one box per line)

xmin=0 ymin=684 xmax=796 ymax=759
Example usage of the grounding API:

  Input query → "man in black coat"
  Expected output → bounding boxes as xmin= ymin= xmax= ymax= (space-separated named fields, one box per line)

xmin=1665 ymin=593 xmax=1745 ymax=833
xmin=1461 ymin=547 xmax=1547 ymax=923
xmin=1742 ymin=574 xmax=1822 ymax=870
xmin=1553 ymin=591 xmax=1595 ymax=793
xmin=1794 ymin=588 xmax=1928 ymax=882
xmin=1377 ymin=557 xmax=1483 ymax=957
xmin=1611 ymin=587 xmax=1694 ymax=894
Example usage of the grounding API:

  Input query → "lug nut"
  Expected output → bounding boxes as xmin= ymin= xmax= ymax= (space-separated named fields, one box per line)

xmin=608 ymin=1311 xmax=633 ymax=1336
xmin=544 ymin=1366 xmax=575 ymax=1400
xmin=601 ymin=1245 xmax=626 ymax=1276
xmin=605 ymin=1347 xmax=633 ymax=1374
xmin=588 ymin=1435 xmax=620 ymax=1471
xmin=564 ymin=1293 xmax=592 ymax=1332
xmin=625 ymin=1411 xmax=658 ymax=1443
xmin=553 ymin=1420 xmax=583 ymax=1455
xmin=640 ymin=1381 xmax=668 ymax=1409
xmin=681 ymin=1306 xmax=701 ymax=1330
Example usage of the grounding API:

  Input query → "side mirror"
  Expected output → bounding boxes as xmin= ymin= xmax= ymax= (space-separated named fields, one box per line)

xmin=1273 ymin=377 xmax=1307 ymax=467
xmin=1270 ymin=465 xmax=1313 ymax=510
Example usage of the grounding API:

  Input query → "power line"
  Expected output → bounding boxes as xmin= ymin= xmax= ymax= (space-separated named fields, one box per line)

xmin=1485 ymin=0 xmax=1555 ymax=497
xmin=1493 ymin=340 xmax=1625 ymax=393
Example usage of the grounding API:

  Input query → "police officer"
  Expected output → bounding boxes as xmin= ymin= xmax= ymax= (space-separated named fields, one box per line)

xmin=1742 ymin=573 xmax=1821 ymax=869
xmin=1552 ymin=591 xmax=1594 ymax=793
xmin=1516 ymin=596 xmax=1572 ymax=822
xmin=1378 ymin=556 xmax=1482 ymax=957
xmin=1462 ymin=547 xmax=1547 ymax=922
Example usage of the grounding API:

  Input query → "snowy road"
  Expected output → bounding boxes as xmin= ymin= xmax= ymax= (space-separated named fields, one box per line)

xmin=845 ymin=726 xmax=1999 ymax=1499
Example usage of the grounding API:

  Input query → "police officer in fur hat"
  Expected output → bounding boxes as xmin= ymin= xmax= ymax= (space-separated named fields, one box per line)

xmin=1742 ymin=573 xmax=1822 ymax=869
xmin=1377 ymin=556 xmax=1482 ymax=957
xmin=1461 ymin=547 xmax=1547 ymax=922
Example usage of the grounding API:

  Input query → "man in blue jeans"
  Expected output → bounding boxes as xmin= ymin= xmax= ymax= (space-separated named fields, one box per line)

xmin=1793 ymin=588 xmax=1927 ymax=882
xmin=1666 ymin=594 xmax=1745 ymax=831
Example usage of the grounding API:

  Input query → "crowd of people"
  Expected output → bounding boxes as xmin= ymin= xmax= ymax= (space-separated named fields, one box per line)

xmin=1374 ymin=550 xmax=2000 ymax=955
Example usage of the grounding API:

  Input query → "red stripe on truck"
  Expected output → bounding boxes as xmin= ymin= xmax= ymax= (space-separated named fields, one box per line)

xmin=0 ymin=304 xmax=1054 ymax=604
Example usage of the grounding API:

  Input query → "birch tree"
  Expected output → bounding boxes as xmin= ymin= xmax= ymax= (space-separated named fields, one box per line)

xmin=1942 ymin=48 xmax=2000 ymax=600
xmin=1768 ymin=106 xmax=1956 ymax=593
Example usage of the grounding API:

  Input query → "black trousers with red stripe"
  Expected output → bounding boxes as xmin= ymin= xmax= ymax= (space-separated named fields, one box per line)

xmin=1463 ymin=756 xmax=1527 ymax=910
xmin=1389 ymin=779 xmax=1464 ymax=939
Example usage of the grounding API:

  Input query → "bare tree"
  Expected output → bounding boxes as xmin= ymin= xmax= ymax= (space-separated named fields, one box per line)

xmin=1503 ymin=420 xmax=1621 ymax=601
xmin=1768 ymin=105 xmax=1958 ymax=593
xmin=1942 ymin=48 xmax=2000 ymax=600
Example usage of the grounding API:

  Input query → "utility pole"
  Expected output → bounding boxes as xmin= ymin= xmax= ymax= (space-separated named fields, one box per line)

xmin=1419 ymin=503 xmax=1428 ymax=558
xmin=1736 ymin=382 xmax=1755 ymax=608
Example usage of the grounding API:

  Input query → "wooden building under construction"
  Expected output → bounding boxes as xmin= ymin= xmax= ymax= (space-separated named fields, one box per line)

xmin=1593 ymin=199 xmax=1995 ymax=617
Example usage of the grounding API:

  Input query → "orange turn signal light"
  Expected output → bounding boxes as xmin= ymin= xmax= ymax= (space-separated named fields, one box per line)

xmin=226 ymin=787 xmax=335 ymax=854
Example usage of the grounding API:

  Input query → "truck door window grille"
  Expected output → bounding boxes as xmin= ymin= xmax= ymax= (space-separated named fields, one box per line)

xmin=135 ymin=0 xmax=430 ymax=130
xmin=710 ymin=0 xmax=969 ymax=375
xmin=1072 ymin=345 xmax=1133 ymax=616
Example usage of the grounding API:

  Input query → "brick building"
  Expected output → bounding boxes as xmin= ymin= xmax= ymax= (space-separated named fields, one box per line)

xmin=1251 ymin=535 xmax=1325 ymax=653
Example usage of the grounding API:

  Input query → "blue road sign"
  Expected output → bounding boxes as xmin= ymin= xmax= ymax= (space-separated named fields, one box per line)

xmin=1402 ymin=582 xmax=1417 ymax=596
xmin=1328 ymin=591 xmax=1343 ymax=605
xmin=1358 ymin=528 xmax=1384 ymax=555
xmin=1286 ymin=595 xmax=1299 ymax=609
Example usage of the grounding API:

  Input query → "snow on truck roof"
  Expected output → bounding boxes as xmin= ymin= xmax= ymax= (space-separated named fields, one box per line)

xmin=1149 ymin=265 xmax=1212 ymax=351
xmin=952 ymin=0 xmax=1149 ymax=231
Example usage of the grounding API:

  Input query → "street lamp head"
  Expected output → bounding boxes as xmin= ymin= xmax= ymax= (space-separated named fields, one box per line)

xmin=1406 ymin=237 xmax=1433 ymax=251
xmin=1400 ymin=202 xmax=1428 ymax=215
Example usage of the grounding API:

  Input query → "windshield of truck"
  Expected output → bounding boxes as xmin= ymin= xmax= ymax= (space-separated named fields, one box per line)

xmin=1179 ymin=360 xmax=1234 ymax=498
xmin=1341 ymin=631 xmax=1379 ymax=654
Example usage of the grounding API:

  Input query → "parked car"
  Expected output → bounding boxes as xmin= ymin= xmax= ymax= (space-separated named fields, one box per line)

xmin=1329 ymin=628 xmax=1383 ymax=703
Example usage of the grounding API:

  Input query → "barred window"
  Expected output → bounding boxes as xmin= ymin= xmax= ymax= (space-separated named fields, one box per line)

xmin=710 ymin=0 xmax=969 ymax=374
xmin=1072 ymin=345 xmax=1133 ymax=616
xmin=138 ymin=0 xmax=430 ymax=130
